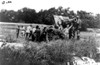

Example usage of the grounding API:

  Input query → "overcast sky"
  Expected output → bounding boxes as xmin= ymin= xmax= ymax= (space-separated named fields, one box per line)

xmin=0 ymin=0 xmax=100 ymax=14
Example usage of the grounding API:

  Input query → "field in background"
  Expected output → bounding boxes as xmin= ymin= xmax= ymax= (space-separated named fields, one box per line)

xmin=0 ymin=22 xmax=100 ymax=44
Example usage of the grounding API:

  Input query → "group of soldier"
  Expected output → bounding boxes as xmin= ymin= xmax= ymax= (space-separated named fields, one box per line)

xmin=16 ymin=16 xmax=81 ymax=42
xmin=16 ymin=25 xmax=44 ymax=42
xmin=55 ymin=15 xmax=81 ymax=40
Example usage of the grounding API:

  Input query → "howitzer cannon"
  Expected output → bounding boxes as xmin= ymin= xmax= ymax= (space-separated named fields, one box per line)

xmin=53 ymin=15 xmax=82 ymax=39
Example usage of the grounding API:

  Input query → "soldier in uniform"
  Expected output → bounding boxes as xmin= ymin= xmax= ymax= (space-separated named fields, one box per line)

xmin=16 ymin=25 xmax=20 ymax=38
xmin=75 ymin=16 xmax=81 ymax=40
xmin=32 ymin=26 xmax=36 ymax=41
xmin=34 ymin=25 xmax=41 ymax=42
xmin=25 ymin=25 xmax=32 ymax=40
xmin=40 ymin=27 xmax=47 ymax=42
xmin=46 ymin=26 xmax=54 ymax=41
xmin=72 ymin=16 xmax=81 ymax=39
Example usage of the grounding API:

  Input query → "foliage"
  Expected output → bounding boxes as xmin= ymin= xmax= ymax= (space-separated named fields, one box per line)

xmin=73 ymin=37 xmax=97 ymax=58
xmin=5 ymin=34 xmax=17 ymax=43
xmin=44 ymin=40 xmax=73 ymax=64
xmin=0 ymin=46 xmax=28 ymax=65
xmin=0 ymin=7 xmax=77 ymax=25
xmin=77 ymin=11 xmax=97 ymax=31
xmin=0 ymin=37 xmax=98 ymax=65
xmin=1 ymin=7 xmax=100 ymax=30
xmin=94 ymin=14 xmax=100 ymax=28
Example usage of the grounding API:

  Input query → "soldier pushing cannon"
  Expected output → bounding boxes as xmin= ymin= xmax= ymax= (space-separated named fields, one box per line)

xmin=53 ymin=15 xmax=82 ymax=39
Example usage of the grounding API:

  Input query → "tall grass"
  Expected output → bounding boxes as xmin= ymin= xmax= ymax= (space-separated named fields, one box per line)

xmin=0 ymin=37 xmax=98 ymax=65
xmin=5 ymin=34 xmax=17 ymax=43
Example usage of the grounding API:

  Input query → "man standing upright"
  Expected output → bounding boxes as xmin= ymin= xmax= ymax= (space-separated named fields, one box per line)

xmin=16 ymin=25 xmax=20 ymax=38
xmin=76 ymin=16 xmax=82 ymax=39
xmin=34 ymin=25 xmax=41 ymax=42
xmin=31 ymin=26 xmax=36 ymax=41
xmin=72 ymin=16 xmax=81 ymax=39
xmin=25 ymin=25 xmax=32 ymax=40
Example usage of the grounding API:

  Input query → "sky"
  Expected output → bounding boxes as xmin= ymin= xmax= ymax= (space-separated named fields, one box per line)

xmin=0 ymin=0 xmax=100 ymax=14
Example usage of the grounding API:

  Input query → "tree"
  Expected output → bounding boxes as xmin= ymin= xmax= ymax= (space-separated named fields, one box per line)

xmin=77 ymin=11 xmax=96 ymax=31
xmin=17 ymin=7 xmax=37 ymax=23
xmin=0 ymin=10 xmax=11 ymax=22
xmin=95 ymin=14 xmax=100 ymax=28
xmin=1 ymin=6 xmax=100 ymax=29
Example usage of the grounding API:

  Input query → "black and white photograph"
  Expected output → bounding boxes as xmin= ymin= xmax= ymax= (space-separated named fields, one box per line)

xmin=0 ymin=0 xmax=100 ymax=65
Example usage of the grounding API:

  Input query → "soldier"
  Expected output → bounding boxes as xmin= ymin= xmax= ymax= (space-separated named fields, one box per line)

xmin=16 ymin=25 xmax=20 ymax=38
xmin=46 ymin=26 xmax=54 ymax=41
xmin=34 ymin=25 xmax=41 ymax=42
xmin=54 ymin=25 xmax=64 ymax=39
xmin=20 ymin=26 xmax=25 ymax=37
xmin=25 ymin=25 xmax=32 ymax=40
xmin=31 ymin=26 xmax=36 ymax=41
xmin=75 ymin=16 xmax=81 ymax=39
xmin=67 ymin=17 xmax=74 ymax=39
xmin=40 ymin=27 xmax=47 ymax=42
xmin=64 ymin=24 xmax=73 ymax=38
xmin=71 ymin=16 xmax=81 ymax=39
xmin=68 ymin=23 xmax=74 ymax=39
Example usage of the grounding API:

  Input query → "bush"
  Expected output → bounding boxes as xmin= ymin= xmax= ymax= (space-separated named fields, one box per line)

xmin=5 ymin=34 xmax=17 ymax=43
xmin=0 ymin=37 xmax=98 ymax=65
xmin=0 ymin=47 xmax=28 ymax=65
xmin=45 ymin=40 xmax=73 ymax=65
xmin=0 ymin=42 xmax=49 ymax=65
xmin=44 ymin=38 xmax=98 ymax=64
xmin=74 ymin=37 xmax=97 ymax=58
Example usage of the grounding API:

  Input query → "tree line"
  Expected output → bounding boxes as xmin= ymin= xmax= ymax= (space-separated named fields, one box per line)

xmin=0 ymin=6 xmax=100 ymax=30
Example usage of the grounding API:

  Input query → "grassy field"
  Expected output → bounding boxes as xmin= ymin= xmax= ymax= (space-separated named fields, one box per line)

xmin=0 ymin=22 xmax=100 ymax=44
xmin=0 ymin=22 xmax=100 ymax=40
xmin=0 ymin=22 xmax=100 ymax=39
xmin=0 ymin=22 xmax=100 ymax=65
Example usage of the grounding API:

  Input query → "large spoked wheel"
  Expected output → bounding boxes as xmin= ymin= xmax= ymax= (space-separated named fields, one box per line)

xmin=47 ymin=33 xmax=54 ymax=41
